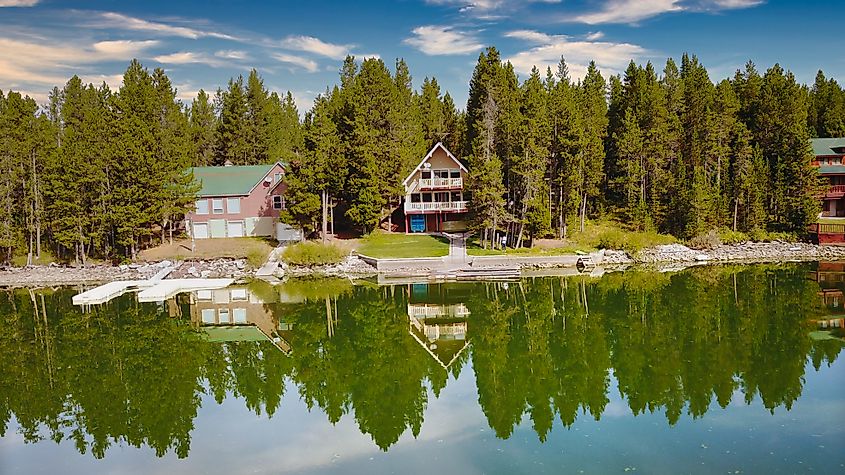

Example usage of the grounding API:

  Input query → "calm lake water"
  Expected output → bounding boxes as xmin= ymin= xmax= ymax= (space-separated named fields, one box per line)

xmin=1 ymin=263 xmax=844 ymax=474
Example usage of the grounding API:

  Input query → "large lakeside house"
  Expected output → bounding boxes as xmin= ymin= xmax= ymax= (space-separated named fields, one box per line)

xmin=812 ymin=137 xmax=845 ymax=243
xmin=184 ymin=162 xmax=301 ymax=241
xmin=402 ymin=142 xmax=469 ymax=233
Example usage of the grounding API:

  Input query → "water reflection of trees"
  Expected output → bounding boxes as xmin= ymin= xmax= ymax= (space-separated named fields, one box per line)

xmin=0 ymin=265 xmax=841 ymax=458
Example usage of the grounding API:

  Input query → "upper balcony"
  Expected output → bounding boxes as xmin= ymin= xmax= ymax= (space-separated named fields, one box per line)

xmin=404 ymin=201 xmax=468 ymax=213
xmin=418 ymin=177 xmax=463 ymax=189
xmin=825 ymin=184 xmax=845 ymax=199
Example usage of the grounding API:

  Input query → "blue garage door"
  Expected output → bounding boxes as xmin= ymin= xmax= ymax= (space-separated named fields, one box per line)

xmin=410 ymin=214 xmax=426 ymax=233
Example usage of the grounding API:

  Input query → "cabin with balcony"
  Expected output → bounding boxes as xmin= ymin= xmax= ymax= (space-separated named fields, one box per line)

xmin=811 ymin=138 xmax=845 ymax=243
xmin=402 ymin=142 xmax=469 ymax=233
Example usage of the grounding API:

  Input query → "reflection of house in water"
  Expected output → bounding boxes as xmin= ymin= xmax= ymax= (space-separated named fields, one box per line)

xmin=807 ymin=262 xmax=845 ymax=341
xmin=406 ymin=283 xmax=471 ymax=369
xmin=170 ymin=287 xmax=291 ymax=354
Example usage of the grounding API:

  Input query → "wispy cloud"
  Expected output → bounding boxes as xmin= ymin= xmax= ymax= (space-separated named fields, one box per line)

xmin=0 ymin=36 xmax=159 ymax=90
xmin=280 ymin=35 xmax=351 ymax=60
xmin=153 ymin=51 xmax=229 ymax=67
xmin=404 ymin=25 xmax=484 ymax=56
xmin=504 ymin=29 xmax=648 ymax=78
xmin=215 ymin=49 xmax=250 ymax=60
xmin=0 ymin=0 xmax=40 ymax=6
xmin=569 ymin=0 xmax=764 ymax=24
xmin=572 ymin=0 xmax=683 ymax=24
xmin=426 ymin=0 xmax=561 ymax=19
xmin=90 ymin=12 xmax=238 ymax=40
xmin=271 ymin=52 xmax=319 ymax=73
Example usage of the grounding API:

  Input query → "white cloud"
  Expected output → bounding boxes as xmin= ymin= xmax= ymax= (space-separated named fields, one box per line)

xmin=569 ymin=0 xmax=764 ymax=24
xmin=426 ymin=0 xmax=561 ymax=18
xmin=0 ymin=36 xmax=159 ymax=91
xmin=91 ymin=12 xmax=237 ymax=40
xmin=92 ymin=39 xmax=160 ymax=56
xmin=271 ymin=53 xmax=319 ymax=73
xmin=585 ymin=31 xmax=605 ymax=41
xmin=404 ymin=25 xmax=484 ymax=56
xmin=504 ymin=29 xmax=648 ymax=79
xmin=215 ymin=49 xmax=249 ymax=60
xmin=0 ymin=0 xmax=39 ymax=6
xmin=708 ymin=0 xmax=764 ymax=8
xmin=153 ymin=51 xmax=228 ymax=67
xmin=572 ymin=0 xmax=683 ymax=24
xmin=280 ymin=35 xmax=351 ymax=60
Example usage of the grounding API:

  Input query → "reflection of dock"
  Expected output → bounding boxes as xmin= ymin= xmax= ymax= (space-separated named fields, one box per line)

xmin=408 ymin=303 xmax=469 ymax=319
xmin=183 ymin=287 xmax=291 ymax=355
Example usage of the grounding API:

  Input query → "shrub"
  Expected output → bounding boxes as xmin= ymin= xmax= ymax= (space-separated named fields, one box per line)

xmin=748 ymin=228 xmax=796 ymax=242
xmin=717 ymin=228 xmax=749 ymax=245
xmin=687 ymin=230 xmax=722 ymax=250
xmin=595 ymin=227 xmax=675 ymax=253
xmin=282 ymin=241 xmax=346 ymax=267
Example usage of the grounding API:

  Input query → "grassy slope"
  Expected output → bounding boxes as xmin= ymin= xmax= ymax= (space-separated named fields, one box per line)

xmin=357 ymin=232 xmax=450 ymax=258
xmin=138 ymin=237 xmax=276 ymax=268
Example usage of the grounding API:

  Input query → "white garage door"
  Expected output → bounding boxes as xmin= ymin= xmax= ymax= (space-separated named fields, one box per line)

xmin=193 ymin=223 xmax=209 ymax=239
xmin=227 ymin=221 xmax=244 ymax=238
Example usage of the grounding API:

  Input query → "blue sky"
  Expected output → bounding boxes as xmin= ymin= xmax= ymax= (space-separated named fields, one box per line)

xmin=1 ymin=0 xmax=843 ymax=112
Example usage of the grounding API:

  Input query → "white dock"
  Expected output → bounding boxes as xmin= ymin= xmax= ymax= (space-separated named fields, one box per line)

xmin=73 ymin=277 xmax=234 ymax=305
xmin=136 ymin=278 xmax=233 ymax=302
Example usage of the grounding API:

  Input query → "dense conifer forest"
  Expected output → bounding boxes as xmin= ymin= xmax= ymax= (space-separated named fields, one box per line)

xmin=1 ymin=47 xmax=844 ymax=263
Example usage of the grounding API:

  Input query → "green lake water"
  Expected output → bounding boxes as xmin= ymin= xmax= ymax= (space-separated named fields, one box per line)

xmin=1 ymin=263 xmax=844 ymax=474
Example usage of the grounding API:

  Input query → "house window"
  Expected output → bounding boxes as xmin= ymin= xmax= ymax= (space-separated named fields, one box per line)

xmin=434 ymin=170 xmax=450 ymax=179
xmin=195 ymin=199 xmax=209 ymax=215
xmin=272 ymin=195 xmax=284 ymax=210
xmin=233 ymin=308 xmax=247 ymax=324
xmin=197 ymin=290 xmax=213 ymax=301
xmin=434 ymin=192 xmax=449 ymax=202
xmin=218 ymin=308 xmax=230 ymax=324
xmin=212 ymin=198 xmax=224 ymax=214
xmin=410 ymin=194 xmax=421 ymax=203
xmin=274 ymin=172 xmax=282 ymax=183
xmin=450 ymin=170 xmax=461 ymax=179
xmin=451 ymin=191 xmax=462 ymax=202
xmin=227 ymin=197 xmax=240 ymax=214
xmin=201 ymin=309 xmax=216 ymax=324
xmin=230 ymin=288 xmax=248 ymax=301
xmin=422 ymin=193 xmax=432 ymax=203
xmin=421 ymin=170 xmax=432 ymax=179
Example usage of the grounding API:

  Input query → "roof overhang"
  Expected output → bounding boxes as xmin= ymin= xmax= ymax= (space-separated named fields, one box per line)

xmin=402 ymin=142 xmax=467 ymax=187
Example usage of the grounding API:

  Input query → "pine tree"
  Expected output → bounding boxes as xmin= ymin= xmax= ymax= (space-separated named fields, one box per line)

xmin=189 ymin=89 xmax=216 ymax=166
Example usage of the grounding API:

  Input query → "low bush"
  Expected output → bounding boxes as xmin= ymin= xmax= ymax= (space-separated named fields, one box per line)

xmin=282 ymin=241 xmax=346 ymax=267
xmin=594 ymin=227 xmax=676 ymax=253
xmin=717 ymin=228 xmax=749 ymax=245
xmin=688 ymin=229 xmax=722 ymax=250
xmin=747 ymin=228 xmax=796 ymax=242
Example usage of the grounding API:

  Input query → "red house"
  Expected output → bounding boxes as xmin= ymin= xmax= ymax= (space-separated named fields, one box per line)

xmin=811 ymin=138 xmax=845 ymax=243
xmin=184 ymin=162 xmax=301 ymax=241
xmin=402 ymin=142 xmax=469 ymax=233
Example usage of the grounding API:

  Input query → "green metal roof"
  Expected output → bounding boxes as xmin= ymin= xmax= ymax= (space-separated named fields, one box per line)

xmin=817 ymin=165 xmax=845 ymax=175
xmin=201 ymin=326 xmax=267 ymax=342
xmin=190 ymin=164 xmax=276 ymax=197
xmin=812 ymin=137 xmax=845 ymax=157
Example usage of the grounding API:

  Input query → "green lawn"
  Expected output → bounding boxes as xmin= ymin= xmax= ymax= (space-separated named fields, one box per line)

xmin=357 ymin=232 xmax=450 ymax=258
xmin=466 ymin=237 xmax=591 ymax=256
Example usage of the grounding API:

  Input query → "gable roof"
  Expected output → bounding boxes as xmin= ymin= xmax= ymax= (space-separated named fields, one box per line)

xmin=812 ymin=137 xmax=845 ymax=157
xmin=191 ymin=162 xmax=284 ymax=197
xmin=402 ymin=142 xmax=467 ymax=186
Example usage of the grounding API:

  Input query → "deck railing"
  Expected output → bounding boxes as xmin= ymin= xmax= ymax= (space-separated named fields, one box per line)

xmin=408 ymin=303 xmax=470 ymax=319
xmin=404 ymin=201 xmax=468 ymax=212
xmin=418 ymin=177 xmax=463 ymax=189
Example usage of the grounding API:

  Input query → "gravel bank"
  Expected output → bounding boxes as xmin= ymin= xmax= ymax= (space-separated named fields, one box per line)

xmin=635 ymin=241 xmax=845 ymax=264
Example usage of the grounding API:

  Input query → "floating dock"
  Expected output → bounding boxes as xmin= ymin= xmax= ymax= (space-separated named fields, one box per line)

xmin=73 ymin=278 xmax=234 ymax=305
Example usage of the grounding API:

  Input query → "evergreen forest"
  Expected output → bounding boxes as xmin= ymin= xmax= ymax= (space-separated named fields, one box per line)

xmin=2 ymin=48 xmax=845 ymax=263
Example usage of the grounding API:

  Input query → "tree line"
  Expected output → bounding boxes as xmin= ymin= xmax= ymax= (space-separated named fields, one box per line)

xmin=2 ymin=50 xmax=845 ymax=262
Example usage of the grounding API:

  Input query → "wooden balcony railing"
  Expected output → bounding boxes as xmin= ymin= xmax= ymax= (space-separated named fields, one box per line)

xmin=418 ymin=177 xmax=462 ymax=189
xmin=405 ymin=201 xmax=468 ymax=212
xmin=828 ymin=185 xmax=845 ymax=195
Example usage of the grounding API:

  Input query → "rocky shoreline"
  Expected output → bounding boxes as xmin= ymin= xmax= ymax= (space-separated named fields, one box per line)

xmin=1 ymin=241 xmax=843 ymax=286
